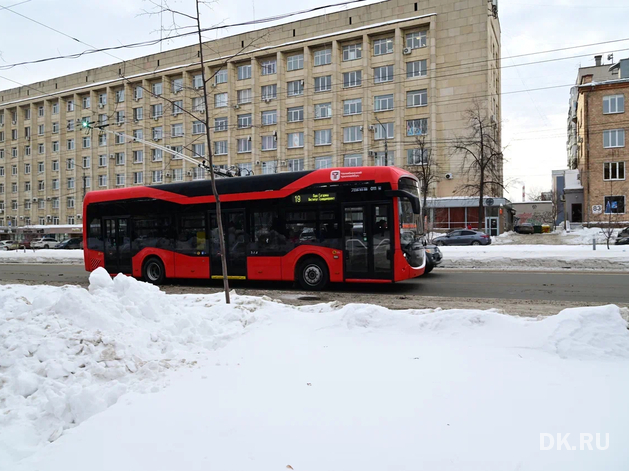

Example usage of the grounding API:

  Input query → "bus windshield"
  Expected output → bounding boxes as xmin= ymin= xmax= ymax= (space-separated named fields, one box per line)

xmin=398 ymin=178 xmax=423 ymax=268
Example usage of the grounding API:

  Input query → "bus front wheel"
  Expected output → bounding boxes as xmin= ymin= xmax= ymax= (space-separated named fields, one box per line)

xmin=297 ymin=257 xmax=329 ymax=291
xmin=143 ymin=257 xmax=166 ymax=285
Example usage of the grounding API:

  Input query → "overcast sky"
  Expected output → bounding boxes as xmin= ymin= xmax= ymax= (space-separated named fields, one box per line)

xmin=1 ymin=0 xmax=628 ymax=201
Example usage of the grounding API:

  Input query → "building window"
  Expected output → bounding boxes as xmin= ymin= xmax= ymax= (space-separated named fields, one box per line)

xmin=116 ymin=174 xmax=125 ymax=186
xmin=152 ymin=149 xmax=163 ymax=161
xmin=38 ymin=106 xmax=44 ymax=117
xmin=407 ymin=89 xmax=428 ymax=107
xmin=83 ymin=156 xmax=91 ymax=168
xmin=115 ymin=89 xmax=125 ymax=103
xmin=152 ymin=170 xmax=163 ymax=184
xmin=67 ymin=139 xmax=75 ymax=151
xmin=237 ymin=138 xmax=252 ymax=153
xmin=172 ymin=101 xmax=183 ymax=116
xmin=67 ymin=158 xmax=75 ymax=170
xmin=314 ymin=48 xmax=332 ymax=66
xmin=343 ymin=70 xmax=362 ymax=88
xmin=262 ymin=110 xmax=277 ymax=126
xmin=67 ymin=178 xmax=75 ymax=190
xmin=407 ymin=60 xmax=428 ymax=78
xmin=315 ymin=156 xmax=332 ymax=169
xmin=192 ymin=121 xmax=205 ymax=134
xmin=287 ymin=54 xmax=304 ymax=71
xmin=375 ymin=122 xmax=394 ymax=140
xmin=11 ymin=165 xmax=17 ymax=175
xmin=261 ymin=59 xmax=277 ymax=75
xmin=214 ymin=117 xmax=228 ymax=132
xmin=237 ymin=114 xmax=252 ymax=129
xmin=11 ymin=147 xmax=18 ymax=158
xmin=288 ymin=159 xmax=304 ymax=172
xmin=51 ymin=197 xmax=59 ymax=208
xmin=133 ymin=172 xmax=143 ymax=184
xmin=133 ymin=86 xmax=143 ymax=100
xmin=344 ymin=154 xmax=362 ymax=166
xmin=98 ymin=114 xmax=108 ymax=126
xmin=215 ymin=93 xmax=228 ymax=107
xmin=342 ymin=43 xmax=362 ymax=61
xmin=287 ymin=132 xmax=304 ymax=149
xmin=82 ymin=136 xmax=91 ymax=148
xmin=151 ymin=104 xmax=163 ymax=118
xmin=172 ymin=78 xmax=184 ymax=93
xmin=98 ymin=133 xmax=107 ymax=146
xmin=24 ymin=146 xmax=31 ymax=156
xmin=604 ymin=162 xmax=625 ymax=180
xmin=603 ymin=129 xmax=625 ymax=148
xmin=25 ymin=181 xmax=31 ymax=192
xmin=262 ymin=161 xmax=277 ymax=174
xmin=314 ymin=103 xmax=332 ymax=119
xmin=374 ymin=94 xmax=394 ymax=112
xmin=24 ymin=163 xmax=31 ymax=174
xmin=38 ymin=124 xmax=44 ymax=135
xmin=315 ymin=129 xmax=332 ymax=146
xmin=237 ymin=64 xmax=252 ymax=80
xmin=343 ymin=126 xmax=363 ymax=143
xmin=214 ymin=141 xmax=228 ymax=155
xmin=171 ymin=123 xmax=184 ymax=137
xmin=37 ymin=162 xmax=44 ymax=173
xmin=115 ymin=152 xmax=125 ymax=165
xmin=374 ymin=151 xmax=394 ymax=166
xmin=373 ymin=38 xmax=393 ymax=56
xmin=192 ymin=167 xmax=205 ymax=180
xmin=67 ymin=197 xmax=75 ymax=209
xmin=237 ymin=89 xmax=252 ymax=104
xmin=132 ymin=107 xmax=143 ymax=122
xmin=24 ymin=108 xmax=31 ymax=120
xmin=604 ymin=195 xmax=625 ymax=214
xmin=173 ymin=168 xmax=183 ymax=181
xmin=98 ymin=175 xmax=108 ymax=187
xmin=287 ymin=80 xmax=304 ymax=96
xmin=261 ymin=135 xmax=277 ymax=151
xmin=603 ymin=95 xmax=625 ymax=114
xmin=67 ymin=120 xmax=75 ymax=132
xmin=24 ymin=199 xmax=32 ymax=210
xmin=52 ymin=103 xmax=59 ymax=114
xmin=170 ymin=146 xmax=183 ymax=159
xmin=193 ymin=74 xmax=203 ymax=89
xmin=52 ymin=160 xmax=59 ymax=171
xmin=133 ymin=150 xmax=143 ymax=163
xmin=406 ymin=118 xmax=427 ymax=136
xmin=343 ymin=98 xmax=362 ymax=116
xmin=406 ymin=31 xmax=427 ymax=49
xmin=152 ymin=82 xmax=163 ymax=96
xmin=114 ymin=132 xmax=125 ymax=145
xmin=287 ymin=106 xmax=304 ymax=122
xmin=98 ymin=155 xmax=107 ymax=167
xmin=52 ymin=122 xmax=59 ymax=133
xmin=261 ymin=84 xmax=277 ymax=101
xmin=215 ymin=69 xmax=228 ymax=85
xmin=314 ymin=76 xmax=332 ymax=92
xmin=38 ymin=199 xmax=46 ymax=209
xmin=81 ymin=96 xmax=91 ymax=109
xmin=97 ymin=93 xmax=107 ymax=106
xmin=11 ymin=129 xmax=17 ymax=140
xmin=192 ymin=143 xmax=205 ymax=158
xmin=374 ymin=65 xmax=394 ymax=83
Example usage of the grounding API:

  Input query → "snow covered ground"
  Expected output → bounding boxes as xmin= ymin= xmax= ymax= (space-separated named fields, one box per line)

xmin=2 ymin=269 xmax=629 ymax=470
xmin=0 ymin=249 xmax=83 ymax=264
xmin=493 ymin=227 xmax=625 ymax=246
xmin=438 ymin=244 xmax=629 ymax=271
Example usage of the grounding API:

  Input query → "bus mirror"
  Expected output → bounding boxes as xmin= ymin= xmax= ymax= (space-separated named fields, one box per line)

xmin=384 ymin=190 xmax=420 ymax=214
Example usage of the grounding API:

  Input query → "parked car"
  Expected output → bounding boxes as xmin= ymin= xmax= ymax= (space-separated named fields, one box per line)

xmin=423 ymin=244 xmax=442 ymax=274
xmin=55 ymin=238 xmax=83 ymax=250
xmin=30 ymin=237 xmax=60 ymax=249
xmin=514 ymin=223 xmax=534 ymax=234
xmin=616 ymin=227 xmax=629 ymax=245
xmin=0 ymin=240 xmax=19 ymax=251
xmin=433 ymin=230 xmax=491 ymax=246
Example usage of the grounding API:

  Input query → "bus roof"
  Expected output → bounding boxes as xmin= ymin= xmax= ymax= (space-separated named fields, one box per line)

xmin=84 ymin=166 xmax=417 ymax=206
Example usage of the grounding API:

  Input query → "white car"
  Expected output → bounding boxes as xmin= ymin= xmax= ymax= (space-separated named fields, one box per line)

xmin=0 ymin=240 xmax=19 ymax=251
xmin=30 ymin=237 xmax=60 ymax=249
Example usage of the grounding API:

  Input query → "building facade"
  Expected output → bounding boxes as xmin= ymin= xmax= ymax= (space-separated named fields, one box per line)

xmin=0 ymin=0 xmax=501 ymax=229
xmin=568 ymin=55 xmax=628 ymax=225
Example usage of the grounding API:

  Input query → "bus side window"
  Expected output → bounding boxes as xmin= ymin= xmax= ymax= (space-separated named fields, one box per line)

xmin=318 ymin=210 xmax=341 ymax=248
xmin=177 ymin=214 xmax=207 ymax=254
xmin=87 ymin=217 xmax=104 ymax=251
xmin=250 ymin=210 xmax=285 ymax=255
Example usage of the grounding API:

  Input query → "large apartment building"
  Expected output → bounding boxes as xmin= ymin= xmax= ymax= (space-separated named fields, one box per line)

xmin=0 ymin=0 xmax=500 ymax=228
xmin=568 ymin=55 xmax=629 ymax=225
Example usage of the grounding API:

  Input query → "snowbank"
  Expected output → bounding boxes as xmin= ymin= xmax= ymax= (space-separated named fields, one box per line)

xmin=2 ymin=269 xmax=629 ymax=470
xmin=440 ymin=244 xmax=629 ymax=271
xmin=0 ymin=249 xmax=83 ymax=264
xmin=493 ymin=227 xmax=625 ymax=246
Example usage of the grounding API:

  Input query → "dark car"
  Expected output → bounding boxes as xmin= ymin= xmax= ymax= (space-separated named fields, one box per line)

xmin=514 ymin=223 xmax=534 ymax=234
xmin=423 ymin=244 xmax=442 ymax=274
xmin=616 ymin=227 xmax=629 ymax=245
xmin=433 ymin=229 xmax=491 ymax=246
xmin=55 ymin=238 xmax=83 ymax=250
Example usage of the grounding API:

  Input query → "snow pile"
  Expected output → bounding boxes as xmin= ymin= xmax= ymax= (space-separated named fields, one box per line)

xmin=439 ymin=244 xmax=629 ymax=271
xmin=3 ymin=274 xmax=629 ymax=470
xmin=492 ymin=227 xmax=626 ymax=246
xmin=0 ymin=249 xmax=83 ymax=264
xmin=0 ymin=268 xmax=268 ymax=465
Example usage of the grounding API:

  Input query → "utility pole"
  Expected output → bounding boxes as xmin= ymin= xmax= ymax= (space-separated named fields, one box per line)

xmin=374 ymin=116 xmax=388 ymax=164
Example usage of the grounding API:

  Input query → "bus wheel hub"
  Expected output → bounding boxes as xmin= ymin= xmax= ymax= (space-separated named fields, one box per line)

xmin=304 ymin=265 xmax=321 ymax=285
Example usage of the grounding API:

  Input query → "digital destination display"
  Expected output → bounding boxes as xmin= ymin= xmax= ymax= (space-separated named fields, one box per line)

xmin=292 ymin=192 xmax=336 ymax=203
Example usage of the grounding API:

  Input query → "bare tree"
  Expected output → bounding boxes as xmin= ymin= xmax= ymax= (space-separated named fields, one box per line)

xmin=408 ymin=135 xmax=440 ymax=240
xmin=452 ymin=101 xmax=504 ymax=233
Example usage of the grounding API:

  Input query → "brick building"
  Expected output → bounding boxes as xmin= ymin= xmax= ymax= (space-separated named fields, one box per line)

xmin=0 ymin=0 xmax=501 ymax=229
xmin=568 ymin=55 xmax=629 ymax=225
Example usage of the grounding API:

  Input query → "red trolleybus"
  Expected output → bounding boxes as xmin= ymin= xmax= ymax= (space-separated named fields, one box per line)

xmin=83 ymin=166 xmax=425 ymax=289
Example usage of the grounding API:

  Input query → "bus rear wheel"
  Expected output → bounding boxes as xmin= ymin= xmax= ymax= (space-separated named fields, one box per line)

xmin=297 ymin=257 xmax=329 ymax=291
xmin=143 ymin=257 xmax=166 ymax=285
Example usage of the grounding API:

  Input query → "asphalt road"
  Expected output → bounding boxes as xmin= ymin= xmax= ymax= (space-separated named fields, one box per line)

xmin=1 ymin=263 xmax=628 ymax=305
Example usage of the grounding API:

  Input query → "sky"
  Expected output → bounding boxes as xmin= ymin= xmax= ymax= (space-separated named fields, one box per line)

xmin=1 ymin=0 xmax=628 ymax=201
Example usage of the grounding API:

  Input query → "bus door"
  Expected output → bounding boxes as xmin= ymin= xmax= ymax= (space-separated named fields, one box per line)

xmin=103 ymin=216 xmax=132 ymax=274
xmin=209 ymin=209 xmax=247 ymax=279
xmin=342 ymin=203 xmax=392 ymax=280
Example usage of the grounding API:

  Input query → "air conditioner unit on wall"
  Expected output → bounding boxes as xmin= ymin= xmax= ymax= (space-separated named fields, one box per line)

xmin=402 ymin=47 xmax=412 ymax=55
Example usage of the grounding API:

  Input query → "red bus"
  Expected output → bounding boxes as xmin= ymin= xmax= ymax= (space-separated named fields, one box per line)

xmin=83 ymin=166 xmax=425 ymax=289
